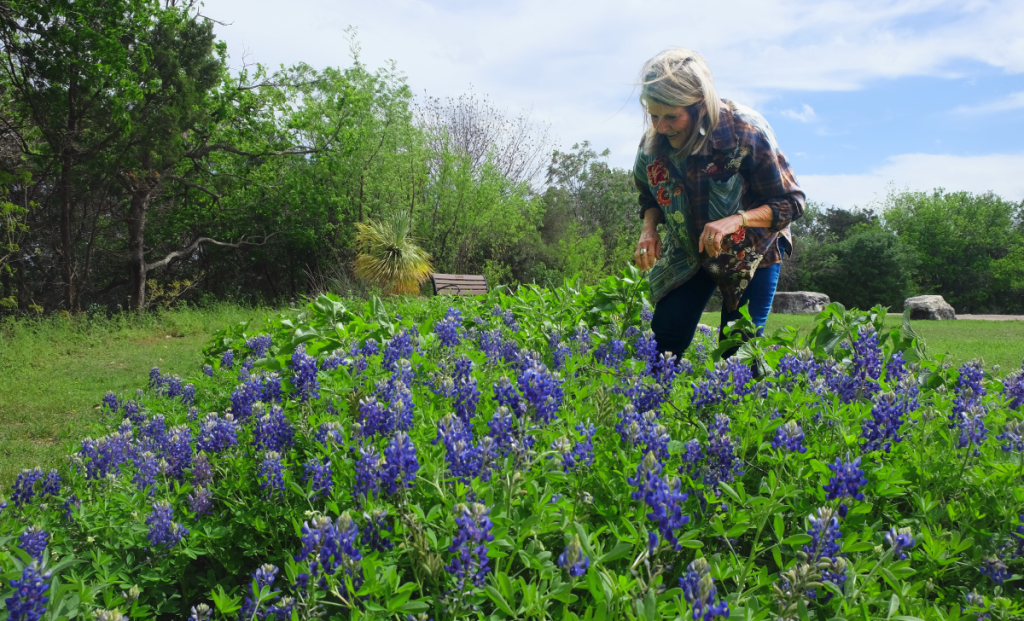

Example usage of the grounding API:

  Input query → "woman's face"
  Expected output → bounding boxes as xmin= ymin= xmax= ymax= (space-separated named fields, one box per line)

xmin=646 ymin=100 xmax=691 ymax=149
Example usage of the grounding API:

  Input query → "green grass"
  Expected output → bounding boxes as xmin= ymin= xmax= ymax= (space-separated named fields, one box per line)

xmin=702 ymin=312 xmax=1024 ymax=370
xmin=0 ymin=304 xmax=270 ymax=487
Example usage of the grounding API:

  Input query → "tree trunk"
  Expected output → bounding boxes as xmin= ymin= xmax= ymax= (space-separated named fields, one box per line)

xmin=127 ymin=190 xmax=150 ymax=311
xmin=60 ymin=78 xmax=78 ymax=310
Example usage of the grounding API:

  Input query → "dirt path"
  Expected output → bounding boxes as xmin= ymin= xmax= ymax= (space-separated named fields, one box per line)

xmin=957 ymin=314 xmax=1024 ymax=321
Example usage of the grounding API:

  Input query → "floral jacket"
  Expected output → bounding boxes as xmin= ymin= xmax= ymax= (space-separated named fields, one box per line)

xmin=634 ymin=99 xmax=805 ymax=311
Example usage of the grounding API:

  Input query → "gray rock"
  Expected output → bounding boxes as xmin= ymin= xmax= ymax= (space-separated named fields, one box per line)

xmin=904 ymin=295 xmax=956 ymax=320
xmin=772 ymin=291 xmax=831 ymax=315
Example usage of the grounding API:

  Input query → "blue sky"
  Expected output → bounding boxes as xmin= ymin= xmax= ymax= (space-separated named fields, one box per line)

xmin=206 ymin=0 xmax=1024 ymax=209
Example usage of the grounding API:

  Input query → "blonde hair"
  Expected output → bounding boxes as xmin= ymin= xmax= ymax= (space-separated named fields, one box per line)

xmin=639 ymin=48 xmax=720 ymax=158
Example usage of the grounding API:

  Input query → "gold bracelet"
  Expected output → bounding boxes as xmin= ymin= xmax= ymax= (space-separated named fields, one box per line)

xmin=739 ymin=211 xmax=748 ymax=227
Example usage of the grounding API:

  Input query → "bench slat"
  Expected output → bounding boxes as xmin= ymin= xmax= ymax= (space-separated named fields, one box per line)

xmin=431 ymin=273 xmax=489 ymax=296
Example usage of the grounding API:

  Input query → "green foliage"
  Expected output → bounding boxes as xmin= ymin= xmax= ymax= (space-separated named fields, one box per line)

xmin=2 ymin=271 xmax=1022 ymax=620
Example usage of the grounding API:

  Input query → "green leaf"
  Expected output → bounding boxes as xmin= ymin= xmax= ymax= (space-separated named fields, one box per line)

xmin=781 ymin=534 xmax=812 ymax=546
xmin=484 ymin=586 xmax=514 ymax=615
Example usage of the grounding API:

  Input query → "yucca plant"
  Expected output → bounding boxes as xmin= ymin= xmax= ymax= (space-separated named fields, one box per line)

xmin=354 ymin=214 xmax=433 ymax=295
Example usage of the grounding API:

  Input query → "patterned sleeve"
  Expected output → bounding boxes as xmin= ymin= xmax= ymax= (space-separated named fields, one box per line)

xmin=743 ymin=127 xmax=806 ymax=232
xmin=634 ymin=144 xmax=661 ymax=220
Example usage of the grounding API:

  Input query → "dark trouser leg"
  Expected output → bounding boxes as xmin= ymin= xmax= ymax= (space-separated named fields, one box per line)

xmin=651 ymin=268 xmax=718 ymax=357
xmin=718 ymin=262 xmax=782 ymax=358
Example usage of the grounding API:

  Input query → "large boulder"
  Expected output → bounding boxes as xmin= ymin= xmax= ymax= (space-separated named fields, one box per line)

xmin=772 ymin=291 xmax=830 ymax=315
xmin=904 ymin=295 xmax=956 ymax=320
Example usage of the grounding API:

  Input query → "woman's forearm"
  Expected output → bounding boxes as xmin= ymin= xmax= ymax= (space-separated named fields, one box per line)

xmin=643 ymin=207 xmax=664 ymax=230
xmin=742 ymin=205 xmax=774 ymax=228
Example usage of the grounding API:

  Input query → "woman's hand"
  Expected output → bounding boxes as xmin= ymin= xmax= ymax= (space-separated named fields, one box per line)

xmin=635 ymin=226 xmax=662 ymax=271
xmin=699 ymin=214 xmax=744 ymax=258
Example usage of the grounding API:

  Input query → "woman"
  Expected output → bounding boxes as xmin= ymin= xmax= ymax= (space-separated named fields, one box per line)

xmin=633 ymin=48 xmax=805 ymax=357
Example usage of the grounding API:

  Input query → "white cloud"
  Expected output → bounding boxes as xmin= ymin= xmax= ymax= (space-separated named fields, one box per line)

xmin=200 ymin=0 xmax=1024 ymax=168
xmin=951 ymin=91 xmax=1024 ymax=115
xmin=781 ymin=104 xmax=817 ymax=122
xmin=800 ymin=152 xmax=1024 ymax=209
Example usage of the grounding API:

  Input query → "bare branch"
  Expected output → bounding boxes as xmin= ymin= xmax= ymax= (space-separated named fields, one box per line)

xmin=145 ymin=233 xmax=278 ymax=273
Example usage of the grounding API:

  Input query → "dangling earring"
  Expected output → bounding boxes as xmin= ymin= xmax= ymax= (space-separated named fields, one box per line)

xmin=699 ymin=125 xmax=706 ymax=136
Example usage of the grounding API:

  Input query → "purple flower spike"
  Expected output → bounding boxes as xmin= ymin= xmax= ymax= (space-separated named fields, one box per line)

xmin=678 ymin=557 xmax=730 ymax=621
xmin=4 ymin=561 xmax=52 ymax=621
xmin=558 ymin=535 xmax=590 ymax=578
xmin=772 ymin=420 xmax=807 ymax=454
xmin=883 ymin=527 xmax=915 ymax=561
xmin=18 ymin=526 xmax=48 ymax=561
xmin=446 ymin=502 xmax=495 ymax=591
xmin=146 ymin=501 xmax=188 ymax=549
xmin=822 ymin=453 xmax=867 ymax=516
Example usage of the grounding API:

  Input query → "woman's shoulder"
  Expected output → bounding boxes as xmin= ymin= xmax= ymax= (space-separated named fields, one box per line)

xmin=722 ymin=99 xmax=780 ymax=153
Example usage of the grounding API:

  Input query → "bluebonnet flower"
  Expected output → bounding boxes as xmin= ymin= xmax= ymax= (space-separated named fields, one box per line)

xmin=18 ymin=526 xmax=48 ymax=561
xmin=0 ymin=496 xmax=7 ymax=516
xmin=479 ymin=329 xmax=504 ymax=364
xmin=220 ymin=349 xmax=235 ymax=369
xmin=146 ymin=500 xmax=188 ymax=548
xmin=162 ymin=425 xmax=194 ymax=480
xmin=252 ymin=405 xmax=295 ymax=454
xmin=885 ymin=351 xmax=908 ymax=382
xmin=289 ymin=344 xmax=320 ymax=402
xmin=202 ymin=364 xmax=214 ymax=377
xmin=640 ymin=304 xmax=654 ymax=323
xmin=558 ymin=535 xmax=590 ymax=578
xmin=11 ymin=467 xmax=44 ymax=507
xmin=823 ymin=453 xmax=868 ymax=517
xmin=237 ymin=563 xmax=281 ymax=621
xmin=704 ymin=414 xmax=745 ymax=493
xmin=4 ymin=561 xmax=52 ymax=621
xmin=772 ymin=420 xmax=807 ymax=454
xmin=570 ymin=326 xmax=591 ymax=356
xmin=259 ymin=372 xmax=283 ymax=403
xmin=1004 ymin=364 xmax=1024 ymax=410
xmin=433 ymin=414 xmax=483 ymax=483
xmin=678 ymin=557 xmax=729 ymax=621
xmin=75 ymin=428 xmax=133 ymax=481
xmin=258 ymin=452 xmax=286 ymax=498
xmin=962 ymin=591 xmax=991 ymax=621
xmin=123 ymin=400 xmax=143 ymax=425
xmin=860 ymin=389 xmax=915 ymax=454
xmin=188 ymin=486 xmax=213 ymax=518
xmin=229 ymin=374 xmax=271 ymax=420
xmin=296 ymin=513 xmax=363 ymax=594
xmin=979 ymin=555 xmax=1010 ymax=585
xmin=361 ymin=509 xmax=394 ymax=553
xmin=382 ymin=432 xmax=419 ymax=495
xmin=321 ymin=349 xmax=346 ymax=372
xmin=1012 ymin=513 xmax=1024 ymax=559
xmin=237 ymin=358 xmax=254 ymax=381
xmin=689 ymin=324 xmax=718 ymax=367
xmin=356 ymin=396 xmax=391 ymax=439
xmin=953 ymin=407 xmax=989 ymax=456
xmin=803 ymin=507 xmax=846 ymax=599
xmin=635 ymin=330 xmax=659 ymax=370
xmin=446 ymin=502 xmax=495 ymax=591
xmin=102 ymin=391 xmax=119 ymax=414
xmin=679 ymin=439 xmax=704 ymax=480
xmin=884 ymin=527 xmax=915 ymax=560
xmin=627 ymin=452 xmax=690 ymax=553
xmin=848 ymin=327 xmax=882 ymax=396
xmin=562 ymin=423 xmax=596 ymax=472
xmin=518 ymin=358 xmax=563 ymax=424
xmin=382 ymin=329 xmax=415 ymax=370
xmin=187 ymin=406 xmax=199 ymax=422
xmin=776 ymin=350 xmax=816 ymax=390
xmin=952 ymin=359 xmax=987 ymax=419
xmin=61 ymin=496 xmax=80 ymax=523
xmin=435 ymin=307 xmax=463 ymax=347
xmin=999 ymin=419 xmax=1024 ymax=456
xmin=594 ymin=339 xmax=627 ymax=368
xmin=484 ymin=406 xmax=520 ymax=457
xmin=38 ymin=470 xmax=59 ymax=498
xmin=139 ymin=414 xmax=167 ymax=452
xmin=149 ymin=367 xmax=162 ymax=389
xmin=192 ymin=452 xmax=213 ymax=488
xmin=615 ymin=406 xmax=670 ymax=461
xmin=181 ymin=383 xmax=196 ymax=406
xmin=493 ymin=375 xmax=526 ymax=417
xmin=303 ymin=457 xmax=333 ymax=500
xmin=374 ymin=367 xmax=416 ymax=433
xmin=692 ymin=359 xmax=757 ymax=409
xmin=163 ymin=375 xmax=183 ymax=399
xmin=315 ymin=422 xmax=345 ymax=452
xmin=246 ymin=334 xmax=273 ymax=359
xmin=353 ymin=446 xmax=384 ymax=501
xmin=188 ymin=604 xmax=213 ymax=621
xmin=549 ymin=332 xmax=572 ymax=371
xmin=197 ymin=413 xmax=238 ymax=454
xmin=133 ymin=451 xmax=159 ymax=495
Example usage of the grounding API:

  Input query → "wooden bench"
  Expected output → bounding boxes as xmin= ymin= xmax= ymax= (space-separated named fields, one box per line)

xmin=431 ymin=273 xmax=489 ymax=296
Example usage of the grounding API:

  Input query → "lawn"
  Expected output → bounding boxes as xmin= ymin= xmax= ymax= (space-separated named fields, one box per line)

xmin=0 ymin=304 xmax=269 ymax=487
xmin=0 ymin=303 xmax=1020 ymax=487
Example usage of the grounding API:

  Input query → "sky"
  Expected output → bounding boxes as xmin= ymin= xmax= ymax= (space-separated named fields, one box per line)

xmin=204 ymin=0 xmax=1024 ymax=209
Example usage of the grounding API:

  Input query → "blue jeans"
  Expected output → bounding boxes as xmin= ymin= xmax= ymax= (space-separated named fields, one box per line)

xmin=650 ymin=262 xmax=781 ymax=357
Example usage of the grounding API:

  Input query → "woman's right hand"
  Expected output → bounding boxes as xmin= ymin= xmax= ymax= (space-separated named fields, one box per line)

xmin=635 ymin=226 xmax=662 ymax=271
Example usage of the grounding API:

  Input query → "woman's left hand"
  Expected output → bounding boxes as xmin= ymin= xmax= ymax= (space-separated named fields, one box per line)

xmin=698 ymin=214 xmax=744 ymax=258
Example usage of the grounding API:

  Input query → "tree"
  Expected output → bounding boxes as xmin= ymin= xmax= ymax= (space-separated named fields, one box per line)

xmin=883 ymin=188 xmax=1023 ymax=313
